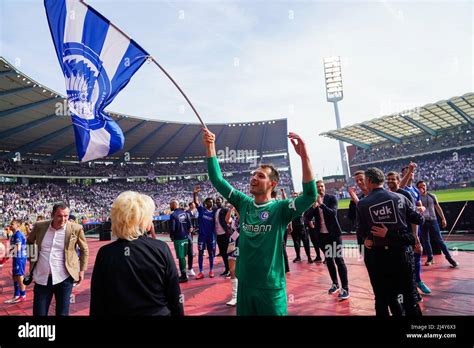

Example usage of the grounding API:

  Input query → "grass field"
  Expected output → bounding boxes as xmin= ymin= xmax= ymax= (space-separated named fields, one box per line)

xmin=338 ymin=187 xmax=474 ymax=209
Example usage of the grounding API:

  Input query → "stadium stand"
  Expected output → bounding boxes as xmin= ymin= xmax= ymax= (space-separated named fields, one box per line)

xmin=0 ymin=57 xmax=288 ymax=163
xmin=0 ymin=56 xmax=294 ymax=227
xmin=0 ymin=170 xmax=294 ymax=225
xmin=322 ymin=93 xmax=474 ymax=192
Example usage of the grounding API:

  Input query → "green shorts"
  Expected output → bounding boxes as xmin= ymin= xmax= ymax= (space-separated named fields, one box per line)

xmin=173 ymin=239 xmax=189 ymax=259
xmin=236 ymin=283 xmax=287 ymax=316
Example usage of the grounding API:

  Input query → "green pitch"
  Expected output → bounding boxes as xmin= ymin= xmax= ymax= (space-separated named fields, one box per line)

xmin=338 ymin=187 xmax=474 ymax=209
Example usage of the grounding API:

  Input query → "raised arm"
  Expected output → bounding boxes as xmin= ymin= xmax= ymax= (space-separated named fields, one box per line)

xmin=202 ymin=128 xmax=247 ymax=207
xmin=288 ymin=132 xmax=314 ymax=184
xmin=400 ymin=162 xmax=416 ymax=188
xmin=286 ymin=133 xmax=317 ymax=215
xmin=193 ymin=186 xmax=201 ymax=207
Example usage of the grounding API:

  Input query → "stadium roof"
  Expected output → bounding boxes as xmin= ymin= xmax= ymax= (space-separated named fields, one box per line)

xmin=0 ymin=57 xmax=288 ymax=162
xmin=321 ymin=92 xmax=474 ymax=149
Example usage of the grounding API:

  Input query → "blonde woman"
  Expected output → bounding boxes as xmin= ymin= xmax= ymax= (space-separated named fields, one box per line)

xmin=90 ymin=192 xmax=184 ymax=316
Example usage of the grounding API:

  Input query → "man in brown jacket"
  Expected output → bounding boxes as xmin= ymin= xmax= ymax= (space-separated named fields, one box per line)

xmin=27 ymin=202 xmax=89 ymax=316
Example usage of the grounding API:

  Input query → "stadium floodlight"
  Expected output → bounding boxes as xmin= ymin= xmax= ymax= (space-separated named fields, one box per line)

xmin=324 ymin=56 xmax=343 ymax=102
xmin=323 ymin=56 xmax=350 ymax=179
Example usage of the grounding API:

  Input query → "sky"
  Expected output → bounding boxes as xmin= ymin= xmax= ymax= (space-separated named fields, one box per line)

xmin=0 ymin=0 xmax=472 ymax=190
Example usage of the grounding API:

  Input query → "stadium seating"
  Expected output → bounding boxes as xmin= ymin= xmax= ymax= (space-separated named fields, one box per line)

xmin=0 ymin=166 xmax=293 ymax=226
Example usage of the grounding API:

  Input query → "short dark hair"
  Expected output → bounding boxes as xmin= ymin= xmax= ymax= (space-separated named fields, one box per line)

xmin=316 ymin=180 xmax=324 ymax=184
xmin=271 ymin=190 xmax=278 ymax=198
xmin=416 ymin=180 xmax=425 ymax=187
xmin=204 ymin=197 xmax=213 ymax=204
xmin=260 ymin=164 xmax=280 ymax=183
xmin=10 ymin=218 xmax=22 ymax=226
xmin=52 ymin=202 xmax=69 ymax=215
xmin=353 ymin=170 xmax=365 ymax=177
xmin=401 ymin=166 xmax=409 ymax=173
xmin=365 ymin=167 xmax=385 ymax=185
xmin=387 ymin=171 xmax=400 ymax=180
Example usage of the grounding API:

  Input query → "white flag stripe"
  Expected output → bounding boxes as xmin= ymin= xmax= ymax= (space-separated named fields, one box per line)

xmin=99 ymin=25 xmax=131 ymax=80
xmin=64 ymin=0 xmax=87 ymax=44
xmin=81 ymin=127 xmax=111 ymax=162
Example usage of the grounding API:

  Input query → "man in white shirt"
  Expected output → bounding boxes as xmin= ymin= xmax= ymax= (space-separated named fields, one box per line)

xmin=27 ymin=202 xmax=89 ymax=316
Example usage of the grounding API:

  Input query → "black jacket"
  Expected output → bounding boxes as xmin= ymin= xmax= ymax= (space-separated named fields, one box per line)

xmin=291 ymin=214 xmax=305 ymax=231
xmin=356 ymin=188 xmax=425 ymax=248
xmin=348 ymin=192 xmax=365 ymax=222
xmin=90 ymin=236 xmax=184 ymax=316
xmin=348 ymin=192 xmax=366 ymax=244
xmin=306 ymin=194 xmax=342 ymax=237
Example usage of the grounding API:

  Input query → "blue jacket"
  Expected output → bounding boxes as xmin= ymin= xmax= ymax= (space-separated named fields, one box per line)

xmin=169 ymin=209 xmax=192 ymax=241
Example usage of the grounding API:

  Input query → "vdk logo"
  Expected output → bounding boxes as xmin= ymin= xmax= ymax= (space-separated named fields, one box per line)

xmin=369 ymin=200 xmax=398 ymax=224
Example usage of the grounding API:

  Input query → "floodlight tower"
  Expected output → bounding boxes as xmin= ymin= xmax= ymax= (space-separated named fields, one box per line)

xmin=323 ymin=56 xmax=350 ymax=179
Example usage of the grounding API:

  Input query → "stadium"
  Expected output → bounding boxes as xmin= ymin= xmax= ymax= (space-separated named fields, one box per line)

xmin=0 ymin=53 xmax=472 ymax=319
xmin=1 ymin=0 xmax=474 ymax=344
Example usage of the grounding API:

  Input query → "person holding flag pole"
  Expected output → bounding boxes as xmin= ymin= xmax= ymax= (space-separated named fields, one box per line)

xmin=201 ymin=127 xmax=316 ymax=315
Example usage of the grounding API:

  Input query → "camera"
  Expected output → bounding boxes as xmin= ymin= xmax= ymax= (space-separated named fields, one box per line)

xmin=23 ymin=275 xmax=33 ymax=286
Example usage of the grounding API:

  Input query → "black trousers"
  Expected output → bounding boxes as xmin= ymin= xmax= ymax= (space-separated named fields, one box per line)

xmin=320 ymin=234 xmax=348 ymax=291
xmin=400 ymin=246 xmax=422 ymax=317
xmin=283 ymin=229 xmax=289 ymax=272
xmin=307 ymin=228 xmax=322 ymax=259
xmin=363 ymin=245 xmax=376 ymax=290
xmin=292 ymin=227 xmax=311 ymax=259
xmin=187 ymin=233 xmax=193 ymax=270
xmin=216 ymin=234 xmax=230 ymax=272
xmin=370 ymin=246 xmax=420 ymax=317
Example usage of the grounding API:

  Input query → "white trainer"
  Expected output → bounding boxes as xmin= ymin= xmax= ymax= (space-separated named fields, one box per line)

xmin=226 ymin=279 xmax=238 ymax=307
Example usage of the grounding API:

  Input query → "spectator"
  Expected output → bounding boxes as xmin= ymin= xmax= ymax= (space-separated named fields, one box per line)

xmin=90 ymin=191 xmax=184 ymax=316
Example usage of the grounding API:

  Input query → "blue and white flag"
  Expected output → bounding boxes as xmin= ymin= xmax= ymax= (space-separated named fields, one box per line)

xmin=44 ymin=0 xmax=149 ymax=162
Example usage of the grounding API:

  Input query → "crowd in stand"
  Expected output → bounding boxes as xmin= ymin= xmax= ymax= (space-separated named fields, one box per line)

xmin=0 ymin=159 xmax=258 ymax=177
xmin=352 ymin=152 xmax=472 ymax=190
xmin=0 ymin=171 xmax=293 ymax=226
xmin=323 ymin=149 xmax=473 ymax=200
xmin=351 ymin=128 xmax=473 ymax=164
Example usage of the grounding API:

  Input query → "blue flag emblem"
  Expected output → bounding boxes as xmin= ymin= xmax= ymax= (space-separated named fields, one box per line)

xmin=44 ymin=0 xmax=149 ymax=161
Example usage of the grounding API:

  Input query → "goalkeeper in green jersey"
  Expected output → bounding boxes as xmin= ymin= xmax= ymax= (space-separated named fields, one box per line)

xmin=202 ymin=127 xmax=316 ymax=315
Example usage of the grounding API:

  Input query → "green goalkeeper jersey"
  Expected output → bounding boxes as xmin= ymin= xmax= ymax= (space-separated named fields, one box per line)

xmin=207 ymin=156 xmax=316 ymax=289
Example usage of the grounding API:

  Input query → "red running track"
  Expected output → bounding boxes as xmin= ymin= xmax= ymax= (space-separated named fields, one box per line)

xmin=1 ymin=237 xmax=472 ymax=316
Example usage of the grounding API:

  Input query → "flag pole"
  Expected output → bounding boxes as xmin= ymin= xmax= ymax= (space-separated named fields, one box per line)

xmin=445 ymin=200 xmax=468 ymax=241
xmin=148 ymin=57 xmax=207 ymax=128
xmin=79 ymin=0 xmax=207 ymax=129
